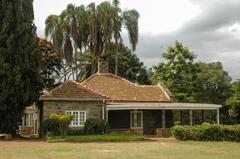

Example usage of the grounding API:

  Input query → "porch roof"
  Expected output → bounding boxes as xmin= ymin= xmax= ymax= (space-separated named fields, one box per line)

xmin=106 ymin=102 xmax=221 ymax=110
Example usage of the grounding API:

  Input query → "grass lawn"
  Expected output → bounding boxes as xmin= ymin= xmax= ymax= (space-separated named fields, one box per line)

xmin=0 ymin=140 xmax=240 ymax=159
xmin=47 ymin=134 xmax=147 ymax=142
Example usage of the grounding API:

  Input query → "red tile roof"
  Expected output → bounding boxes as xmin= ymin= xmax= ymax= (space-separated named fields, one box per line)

xmin=40 ymin=80 xmax=108 ymax=101
xmin=41 ymin=73 xmax=172 ymax=102
xmin=80 ymin=73 xmax=172 ymax=102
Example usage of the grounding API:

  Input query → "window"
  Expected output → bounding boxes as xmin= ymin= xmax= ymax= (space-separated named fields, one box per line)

xmin=130 ymin=111 xmax=143 ymax=129
xmin=65 ymin=110 xmax=86 ymax=126
xmin=24 ymin=113 xmax=34 ymax=126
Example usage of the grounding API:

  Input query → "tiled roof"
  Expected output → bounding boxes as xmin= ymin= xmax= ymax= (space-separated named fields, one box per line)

xmin=40 ymin=80 xmax=108 ymax=101
xmin=80 ymin=73 xmax=172 ymax=102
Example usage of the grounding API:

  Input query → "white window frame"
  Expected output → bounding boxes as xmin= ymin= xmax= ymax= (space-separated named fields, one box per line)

xmin=24 ymin=113 xmax=34 ymax=127
xmin=130 ymin=111 xmax=143 ymax=129
xmin=65 ymin=110 xmax=87 ymax=127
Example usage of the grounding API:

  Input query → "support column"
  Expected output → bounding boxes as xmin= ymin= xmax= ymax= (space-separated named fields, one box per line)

xmin=106 ymin=109 xmax=108 ymax=122
xmin=102 ymin=105 xmax=105 ymax=120
xmin=162 ymin=110 xmax=166 ymax=129
xmin=217 ymin=108 xmax=220 ymax=125
xmin=189 ymin=110 xmax=193 ymax=126
xmin=134 ymin=110 xmax=137 ymax=129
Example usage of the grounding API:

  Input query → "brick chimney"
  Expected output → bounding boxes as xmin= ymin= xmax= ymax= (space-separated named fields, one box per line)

xmin=98 ymin=56 xmax=109 ymax=73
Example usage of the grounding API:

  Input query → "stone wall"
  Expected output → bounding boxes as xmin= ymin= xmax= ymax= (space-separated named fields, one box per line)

xmin=42 ymin=100 xmax=104 ymax=122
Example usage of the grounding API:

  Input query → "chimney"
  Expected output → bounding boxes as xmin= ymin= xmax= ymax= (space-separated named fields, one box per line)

xmin=98 ymin=56 xmax=109 ymax=73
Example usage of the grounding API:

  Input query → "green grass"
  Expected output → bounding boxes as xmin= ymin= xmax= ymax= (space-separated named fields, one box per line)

xmin=47 ymin=134 xmax=147 ymax=142
xmin=0 ymin=140 xmax=240 ymax=159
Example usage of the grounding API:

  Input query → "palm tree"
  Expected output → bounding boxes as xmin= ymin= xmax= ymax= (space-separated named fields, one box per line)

xmin=111 ymin=0 xmax=140 ymax=75
xmin=45 ymin=15 xmax=63 ymax=58
xmin=44 ymin=1 xmax=140 ymax=79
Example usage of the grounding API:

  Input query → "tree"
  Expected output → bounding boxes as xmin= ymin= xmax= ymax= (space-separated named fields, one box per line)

xmin=82 ymin=43 xmax=151 ymax=84
xmin=149 ymin=41 xmax=198 ymax=102
xmin=44 ymin=1 xmax=140 ymax=80
xmin=37 ymin=38 xmax=62 ymax=90
xmin=193 ymin=62 xmax=232 ymax=124
xmin=226 ymin=80 xmax=240 ymax=123
xmin=193 ymin=62 xmax=231 ymax=104
xmin=0 ymin=0 xmax=42 ymax=134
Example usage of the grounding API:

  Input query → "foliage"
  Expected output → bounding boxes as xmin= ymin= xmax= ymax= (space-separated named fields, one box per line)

xmin=45 ymin=0 xmax=140 ymax=80
xmin=82 ymin=43 xmax=151 ymax=84
xmin=84 ymin=118 xmax=110 ymax=135
xmin=171 ymin=123 xmax=240 ymax=141
xmin=0 ymin=0 xmax=42 ymax=134
xmin=193 ymin=62 xmax=231 ymax=104
xmin=46 ymin=133 xmax=147 ymax=142
xmin=41 ymin=114 xmax=73 ymax=136
xmin=50 ymin=114 xmax=73 ymax=137
xmin=193 ymin=62 xmax=232 ymax=124
xmin=41 ymin=118 xmax=60 ymax=135
xmin=150 ymin=41 xmax=232 ymax=123
xmin=149 ymin=41 xmax=198 ymax=102
xmin=227 ymin=80 xmax=240 ymax=123
xmin=37 ymin=38 xmax=62 ymax=90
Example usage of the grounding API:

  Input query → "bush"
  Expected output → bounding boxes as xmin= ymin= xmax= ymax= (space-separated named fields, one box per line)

xmin=171 ymin=125 xmax=190 ymax=140
xmin=84 ymin=118 xmax=110 ymax=135
xmin=41 ymin=114 xmax=73 ymax=137
xmin=171 ymin=123 xmax=240 ymax=142
xmin=50 ymin=114 xmax=73 ymax=137
xmin=41 ymin=118 xmax=60 ymax=135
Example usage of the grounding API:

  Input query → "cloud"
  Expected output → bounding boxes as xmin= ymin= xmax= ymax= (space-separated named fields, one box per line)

xmin=135 ymin=0 xmax=240 ymax=80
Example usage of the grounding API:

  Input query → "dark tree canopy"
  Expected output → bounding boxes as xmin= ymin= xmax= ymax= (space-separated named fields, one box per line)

xmin=0 ymin=0 xmax=41 ymax=134
xmin=227 ymin=80 xmax=240 ymax=123
xmin=193 ymin=62 xmax=231 ymax=104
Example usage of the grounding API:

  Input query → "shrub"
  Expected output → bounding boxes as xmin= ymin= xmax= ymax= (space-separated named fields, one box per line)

xmin=84 ymin=118 xmax=110 ymax=135
xmin=171 ymin=123 xmax=240 ymax=142
xmin=49 ymin=114 xmax=73 ymax=137
xmin=41 ymin=114 xmax=73 ymax=137
xmin=41 ymin=118 xmax=60 ymax=135
xmin=171 ymin=125 xmax=190 ymax=140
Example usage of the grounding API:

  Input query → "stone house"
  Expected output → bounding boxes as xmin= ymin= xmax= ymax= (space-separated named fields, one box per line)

xmin=22 ymin=58 xmax=221 ymax=137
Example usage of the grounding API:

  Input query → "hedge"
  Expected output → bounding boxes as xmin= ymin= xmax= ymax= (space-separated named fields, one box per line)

xmin=171 ymin=123 xmax=240 ymax=142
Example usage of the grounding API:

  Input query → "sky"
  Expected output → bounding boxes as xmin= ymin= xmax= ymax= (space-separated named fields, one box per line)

xmin=34 ymin=0 xmax=240 ymax=80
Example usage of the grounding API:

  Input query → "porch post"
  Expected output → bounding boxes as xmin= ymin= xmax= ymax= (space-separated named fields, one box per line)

xmin=106 ymin=109 xmax=108 ymax=122
xmin=102 ymin=105 xmax=105 ymax=120
xmin=217 ymin=108 xmax=220 ymax=125
xmin=134 ymin=110 xmax=137 ymax=129
xmin=189 ymin=110 xmax=193 ymax=126
xmin=162 ymin=110 xmax=166 ymax=129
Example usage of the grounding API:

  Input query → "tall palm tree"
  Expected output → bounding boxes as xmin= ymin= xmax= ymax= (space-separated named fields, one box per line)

xmin=45 ymin=15 xmax=63 ymax=58
xmin=111 ymin=0 xmax=140 ymax=75
xmin=45 ymin=1 xmax=140 ymax=79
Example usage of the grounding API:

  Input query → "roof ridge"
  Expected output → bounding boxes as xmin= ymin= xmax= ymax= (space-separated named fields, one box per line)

xmin=157 ymin=82 xmax=172 ymax=101
xmin=81 ymin=72 xmax=138 ymax=88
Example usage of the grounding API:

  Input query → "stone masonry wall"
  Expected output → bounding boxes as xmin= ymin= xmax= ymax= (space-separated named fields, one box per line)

xmin=42 ymin=100 xmax=104 ymax=121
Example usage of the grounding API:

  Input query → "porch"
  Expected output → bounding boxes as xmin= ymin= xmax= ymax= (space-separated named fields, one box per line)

xmin=106 ymin=102 xmax=221 ymax=137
